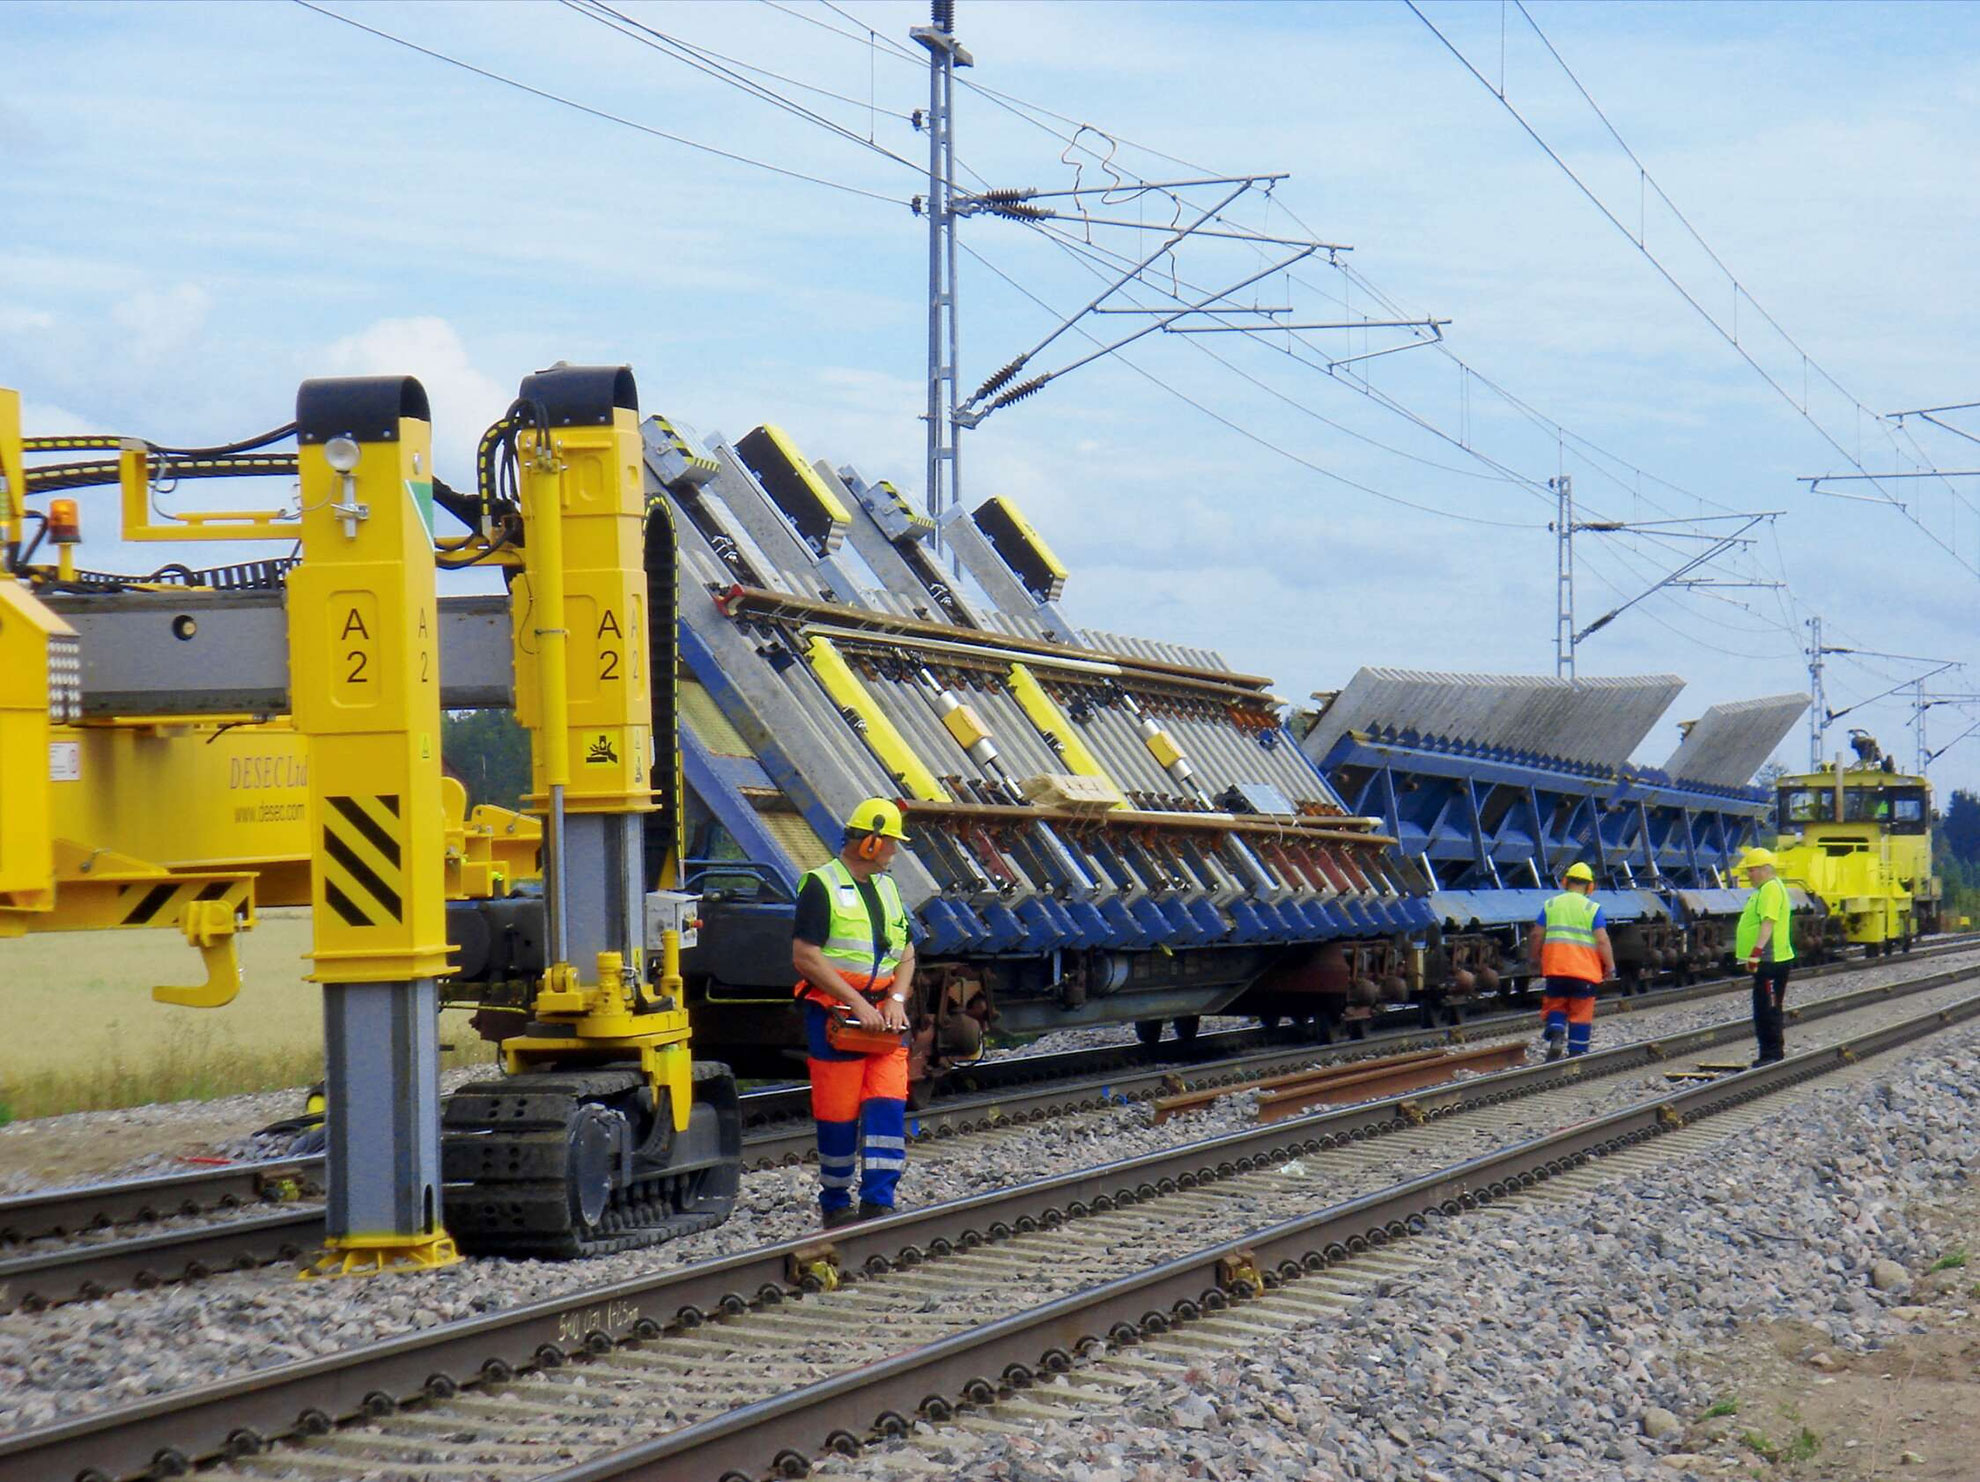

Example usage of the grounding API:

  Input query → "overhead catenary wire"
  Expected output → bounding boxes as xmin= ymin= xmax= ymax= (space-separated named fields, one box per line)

xmin=1595 ymin=537 xmax=1797 ymax=643
xmin=1011 ymin=185 xmax=1816 ymax=667
xmin=1576 ymin=562 xmax=1790 ymax=663
xmin=722 ymin=2 xmax=1968 ymax=744
xmin=1404 ymin=0 xmax=1980 ymax=582
xmin=1021 ymin=198 xmax=1728 ymax=555
xmin=292 ymin=0 xmax=905 ymax=206
xmin=763 ymin=0 xmax=1912 ymax=656
xmin=570 ymin=0 xmax=918 ymax=125
xmin=907 ymin=33 xmax=1827 ymax=659
xmin=1025 ymin=219 xmax=1540 ymax=497
xmin=1025 ymin=215 xmax=1620 ymax=521
xmin=758 ymin=0 xmax=1230 ymax=181
xmin=958 ymin=239 xmax=1543 ymax=532
xmin=1315 ymin=255 xmax=1744 ymax=516
xmin=1046 ymin=247 xmax=1803 ymax=682
xmin=301 ymin=0 xmax=1947 ymax=731
xmin=1266 ymin=154 xmax=1845 ymax=633
xmin=768 ymin=0 xmax=1736 ymax=561
xmin=560 ymin=0 xmax=925 ymax=173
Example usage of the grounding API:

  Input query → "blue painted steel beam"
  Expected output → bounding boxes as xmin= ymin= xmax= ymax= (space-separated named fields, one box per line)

xmin=679 ymin=721 xmax=800 ymax=899
xmin=677 ymin=621 xmax=850 ymax=861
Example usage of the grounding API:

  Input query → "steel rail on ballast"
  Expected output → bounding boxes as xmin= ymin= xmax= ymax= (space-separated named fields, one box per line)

xmin=7 ymin=933 xmax=1968 ymax=1241
xmin=737 ymin=931 xmax=1980 ymax=1152
xmin=554 ymin=988 xmax=1980 ymax=1482
xmin=6 ymin=960 xmax=1972 ymax=1482
xmin=3 ymin=940 xmax=1974 ymax=1317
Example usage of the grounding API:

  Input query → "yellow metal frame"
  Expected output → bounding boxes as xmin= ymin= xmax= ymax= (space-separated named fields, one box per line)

xmin=441 ymin=777 xmax=541 ymax=899
xmin=1 ymin=520 xmax=277 ymax=999
xmin=3 ymin=839 xmax=256 ymax=1004
xmin=117 ymin=444 xmax=301 ymax=543
xmin=0 ymin=578 xmax=71 ymax=918
xmin=47 ymin=718 xmax=313 ymax=905
xmin=502 ymin=952 xmax=696 ymax=1138
xmin=0 ymin=388 xmax=22 ymax=547
xmin=297 ymin=1229 xmax=460 ymax=1280
xmin=513 ymin=407 xmax=655 ymax=818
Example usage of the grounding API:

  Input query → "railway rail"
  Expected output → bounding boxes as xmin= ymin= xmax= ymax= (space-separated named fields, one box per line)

xmin=4 ymin=939 xmax=1974 ymax=1318
xmin=6 ymin=958 xmax=1974 ymax=1482
xmin=617 ymin=986 xmax=1979 ymax=1482
xmin=1148 ymin=1040 xmax=1530 ymax=1123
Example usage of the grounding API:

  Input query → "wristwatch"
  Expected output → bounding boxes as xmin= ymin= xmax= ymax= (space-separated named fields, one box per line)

xmin=888 ymin=993 xmax=907 ymax=1004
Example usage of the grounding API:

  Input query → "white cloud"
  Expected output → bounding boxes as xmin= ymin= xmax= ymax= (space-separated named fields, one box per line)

xmin=109 ymin=284 xmax=211 ymax=362
xmin=0 ymin=305 xmax=58 ymax=336
xmin=19 ymin=400 xmax=107 ymax=438
xmin=317 ymin=316 xmax=510 ymax=480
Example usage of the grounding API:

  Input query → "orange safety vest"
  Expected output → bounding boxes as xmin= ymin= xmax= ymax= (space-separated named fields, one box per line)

xmin=1538 ymin=890 xmax=1604 ymax=983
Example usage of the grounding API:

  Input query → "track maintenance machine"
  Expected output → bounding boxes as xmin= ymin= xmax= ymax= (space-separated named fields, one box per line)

xmin=0 ymin=366 xmax=739 ymax=1267
xmin=1769 ymin=730 xmax=1939 ymax=953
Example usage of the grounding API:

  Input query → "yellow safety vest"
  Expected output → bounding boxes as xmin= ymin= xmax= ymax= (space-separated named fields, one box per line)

xmin=1539 ymin=890 xmax=1603 ymax=983
xmin=1736 ymin=877 xmax=1795 ymax=963
xmin=796 ymin=858 xmax=908 ymax=1005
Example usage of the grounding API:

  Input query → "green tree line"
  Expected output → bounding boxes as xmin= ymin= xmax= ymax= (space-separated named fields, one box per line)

xmin=442 ymin=709 xmax=531 ymax=811
xmin=1935 ymin=788 xmax=1980 ymax=926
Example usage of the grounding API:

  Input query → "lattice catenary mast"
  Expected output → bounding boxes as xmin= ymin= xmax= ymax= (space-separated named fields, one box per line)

xmin=912 ymin=0 xmax=971 ymax=552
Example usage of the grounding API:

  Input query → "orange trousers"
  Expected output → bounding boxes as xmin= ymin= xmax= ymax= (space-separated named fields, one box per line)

xmin=1540 ymin=989 xmax=1596 ymax=1055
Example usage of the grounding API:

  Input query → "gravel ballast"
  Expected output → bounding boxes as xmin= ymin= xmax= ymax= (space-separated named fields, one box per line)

xmin=7 ymin=950 xmax=1961 ymax=1195
xmin=812 ymin=1021 xmax=1980 ymax=1482
xmin=0 ymin=954 xmax=1973 ymax=1438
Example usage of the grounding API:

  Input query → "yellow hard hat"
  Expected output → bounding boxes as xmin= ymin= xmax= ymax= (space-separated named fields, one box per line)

xmin=846 ymin=796 xmax=911 ymax=842
xmin=1741 ymin=846 xmax=1776 ymax=869
xmin=1562 ymin=862 xmax=1594 ymax=884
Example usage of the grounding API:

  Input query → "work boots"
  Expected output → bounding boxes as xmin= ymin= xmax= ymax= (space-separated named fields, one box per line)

xmin=822 ymin=1203 xmax=899 ymax=1229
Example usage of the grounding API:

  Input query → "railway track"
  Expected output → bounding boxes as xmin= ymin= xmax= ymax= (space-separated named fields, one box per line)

xmin=7 ymin=958 xmax=1975 ymax=1482
xmin=3 ymin=939 xmax=1974 ymax=1318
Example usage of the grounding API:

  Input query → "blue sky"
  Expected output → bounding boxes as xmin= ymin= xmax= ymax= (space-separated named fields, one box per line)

xmin=5 ymin=0 xmax=1979 ymax=791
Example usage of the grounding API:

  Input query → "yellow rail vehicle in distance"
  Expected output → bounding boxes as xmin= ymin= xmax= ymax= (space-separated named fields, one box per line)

xmin=1771 ymin=734 xmax=1938 ymax=954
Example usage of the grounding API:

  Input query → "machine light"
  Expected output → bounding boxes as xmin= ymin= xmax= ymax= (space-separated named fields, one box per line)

xmin=323 ymin=436 xmax=362 ymax=474
xmin=46 ymin=498 xmax=81 ymax=544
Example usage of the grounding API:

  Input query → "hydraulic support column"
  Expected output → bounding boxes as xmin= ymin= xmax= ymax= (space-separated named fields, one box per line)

xmin=502 ymin=365 xmax=692 ymax=1126
xmin=288 ymin=376 xmax=457 ymax=1276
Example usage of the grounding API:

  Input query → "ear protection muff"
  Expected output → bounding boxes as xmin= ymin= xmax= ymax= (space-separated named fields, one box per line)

xmin=854 ymin=831 xmax=886 ymax=862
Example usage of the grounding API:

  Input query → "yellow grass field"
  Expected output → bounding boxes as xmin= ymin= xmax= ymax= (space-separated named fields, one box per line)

xmin=0 ymin=909 xmax=495 ymax=1120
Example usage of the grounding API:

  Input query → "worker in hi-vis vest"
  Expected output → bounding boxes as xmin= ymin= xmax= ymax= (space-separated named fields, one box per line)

xmin=791 ymin=797 xmax=918 ymax=1229
xmin=1735 ymin=846 xmax=1795 ymax=1066
xmin=1527 ymin=862 xmax=1616 ymax=1060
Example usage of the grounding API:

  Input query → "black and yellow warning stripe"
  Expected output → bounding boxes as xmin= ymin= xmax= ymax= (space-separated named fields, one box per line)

xmin=320 ymin=794 xmax=405 ymax=928
xmin=116 ymin=877 xmax=247 ymax=927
